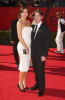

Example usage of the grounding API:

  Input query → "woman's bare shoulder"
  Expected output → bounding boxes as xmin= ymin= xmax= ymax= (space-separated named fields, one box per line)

xmin=17 ymin=20 xmax=23 ymax=27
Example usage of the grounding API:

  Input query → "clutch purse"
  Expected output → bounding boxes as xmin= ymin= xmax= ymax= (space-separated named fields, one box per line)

xmin=23 ymin=49 xmax=26 ymax=54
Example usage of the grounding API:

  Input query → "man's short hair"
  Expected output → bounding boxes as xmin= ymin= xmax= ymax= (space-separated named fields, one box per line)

xmin=33 ymin=9 xmax=43 ymax=16
xmin=56 ymin=12 xmax=61 ymax=15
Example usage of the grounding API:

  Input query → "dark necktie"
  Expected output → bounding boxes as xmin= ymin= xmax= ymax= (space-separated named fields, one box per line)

xmin=33 ymin=25 xmax=37 ymax=36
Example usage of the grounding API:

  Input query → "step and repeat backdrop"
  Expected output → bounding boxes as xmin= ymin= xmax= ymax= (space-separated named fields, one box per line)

xmin=0 ymin=7 xmax=65 ymax=32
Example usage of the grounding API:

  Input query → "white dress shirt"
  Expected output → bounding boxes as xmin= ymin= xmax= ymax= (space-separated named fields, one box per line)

xmin=34 ymin=21 xmax=42 ymax=39
xmin=57 ymin=18 xmax=65 ymax=34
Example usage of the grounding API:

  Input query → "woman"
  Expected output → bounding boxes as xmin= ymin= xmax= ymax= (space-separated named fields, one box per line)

xmin=17 ymin=6 xmax=32 ymax=92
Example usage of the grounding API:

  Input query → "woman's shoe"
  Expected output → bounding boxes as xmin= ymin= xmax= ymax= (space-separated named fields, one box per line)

xmin=17 ymin=83 xmax=26 ymax=92
xmin=24 ymin=87 xmax=29 ymax=89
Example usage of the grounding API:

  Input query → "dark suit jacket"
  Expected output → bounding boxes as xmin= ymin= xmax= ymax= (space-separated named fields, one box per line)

xmin=31 ymin=23 xmax=50 ymax=57
xmin=9 ymin=19 xmax=19 ymax=44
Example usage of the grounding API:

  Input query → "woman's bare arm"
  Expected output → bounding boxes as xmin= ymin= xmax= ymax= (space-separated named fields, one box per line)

xmin=17 ymin=21 xmax=29 ymax=53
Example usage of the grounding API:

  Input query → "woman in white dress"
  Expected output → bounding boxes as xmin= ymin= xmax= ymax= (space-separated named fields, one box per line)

xmin=17 ymin=7 xmax=32 ymax=92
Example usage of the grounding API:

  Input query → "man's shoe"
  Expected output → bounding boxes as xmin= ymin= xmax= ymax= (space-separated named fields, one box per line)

xmin=60 ymin=52 xmax=64 ymax=54
xmin=55 ymin=51 xmax=60 ymax=53
xmin=55 ymin=51 xmax=64 ymax=54
xmin=29 ymin=85 xmax=39 ymax=90
xmin=37 ymin=91 xmax=44 ymax=96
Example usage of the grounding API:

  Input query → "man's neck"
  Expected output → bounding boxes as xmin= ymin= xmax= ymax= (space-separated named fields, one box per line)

xmin=35 ymin=21 xmax=42 ymax=25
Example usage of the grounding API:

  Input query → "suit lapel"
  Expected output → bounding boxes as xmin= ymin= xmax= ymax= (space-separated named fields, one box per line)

xmin=31 ymin=25 xmax=35 ymax=39
xmin=31 ymin=25 xmax=35 ymax=33
xmin=34 ymin=23 xmax=43 ymax=39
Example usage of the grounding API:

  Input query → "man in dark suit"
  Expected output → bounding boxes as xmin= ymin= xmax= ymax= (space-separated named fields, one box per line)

xmin=9 ymin=12 xmax=21 ymax=67
xmin=29 ymin=9 xmax=50 ymax=96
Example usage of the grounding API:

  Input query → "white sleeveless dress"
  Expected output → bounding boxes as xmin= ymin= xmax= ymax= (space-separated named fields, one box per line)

xmin=17 ymin=27 xmax=32 ymax=72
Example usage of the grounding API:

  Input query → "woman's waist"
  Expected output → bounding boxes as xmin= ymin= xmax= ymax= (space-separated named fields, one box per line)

xmin=18 ymin=41 xmax=31 ymax=48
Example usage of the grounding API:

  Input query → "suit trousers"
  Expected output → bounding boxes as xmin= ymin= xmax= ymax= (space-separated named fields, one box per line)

xmin=31 ymin=54 xmax=45 ymax=92
xmin=55 ymin=33 xmax=64 ymax=53
xmin=13 ymin=44 xmax=19 ymax=64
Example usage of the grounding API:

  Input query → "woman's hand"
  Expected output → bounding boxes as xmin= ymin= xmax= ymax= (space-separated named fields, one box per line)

xmin=41 ymin=56 xmax=46 ymax=62
xmin=11 ymin=41 xmax=15 ymax=45
xmin=26 ymin=48 xmax=29 ymax=54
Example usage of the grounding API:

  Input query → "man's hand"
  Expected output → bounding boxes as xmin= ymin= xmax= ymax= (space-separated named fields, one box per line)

xmin=11 ymin=41 xmax=15 ymax=45
xmin=41 ymin=56 xmax=46 ymax=62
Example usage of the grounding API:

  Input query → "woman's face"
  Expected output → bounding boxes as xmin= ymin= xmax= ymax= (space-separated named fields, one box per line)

xmin=21 ymin=9 xmax=28 ymax=18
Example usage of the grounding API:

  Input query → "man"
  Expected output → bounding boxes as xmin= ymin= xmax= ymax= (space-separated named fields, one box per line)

xmin=31 ymin=0 xmax=34 ymax=7
xmin=1 ymin=0 xmax=10 ymax=7
xmin=55 ymin=12 xmax=65 ymax=54
xmin=39 ymin=0 xmax=46 ymax=7
xmin=9 ymin=12 xmax=21 ymax=67
xmin=55 ymin=0 xmax=64 ymax=7
xmin=29 ymin=9 xmax=50 ymax=96
xmin=19 ymin=0 xmax=27 ymax=6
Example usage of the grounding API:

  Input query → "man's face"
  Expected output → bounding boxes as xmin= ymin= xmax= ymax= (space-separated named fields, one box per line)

xmin=34 ymin=12 xmax=43 ymax=24
xmin=56 ymin=14 xmax=61 ymax=19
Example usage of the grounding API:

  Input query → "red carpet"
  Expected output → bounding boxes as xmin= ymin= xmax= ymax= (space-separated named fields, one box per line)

xmin=0 ymin=45 xmax=65 ymax=100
